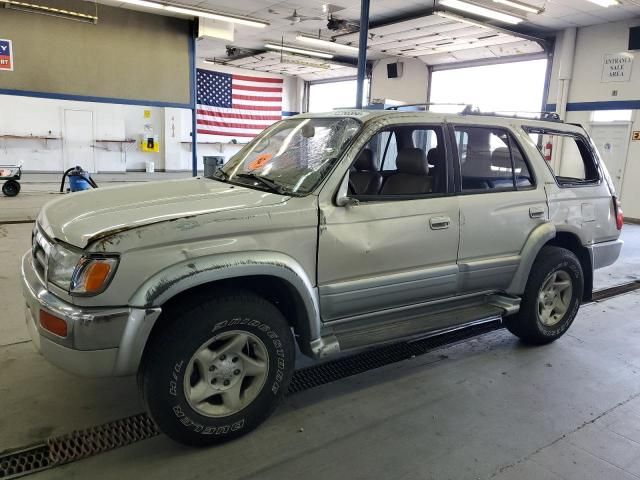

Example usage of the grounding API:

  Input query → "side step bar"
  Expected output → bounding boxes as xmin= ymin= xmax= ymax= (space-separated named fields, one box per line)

xmin=314 ymin=292 xmax=521 ymax=356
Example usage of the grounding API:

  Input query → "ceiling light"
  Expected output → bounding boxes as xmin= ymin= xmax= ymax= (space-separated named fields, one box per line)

xmin=434 ymin=10 xmax=491 ymax=28
xmin=439 ymin=0 xmax=524 ymax=24
xmin=295 ymin=34 xmax=359 ymax=53
xmin=493 ymin=0 xmax=543 ymax=14
xmin=118 ymin=0 xmax=269 ymax=27
xmin=4 ymin=0 xmax=98 ymax=22
xmin=264 ymin=43 xmax=334 ymax=59
xmin=584 ymin=0 xmax=618 ymax=6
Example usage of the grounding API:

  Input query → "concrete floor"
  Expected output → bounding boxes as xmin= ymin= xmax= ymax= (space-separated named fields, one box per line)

xmin=1 ymin=177 xmax=640 ymax=479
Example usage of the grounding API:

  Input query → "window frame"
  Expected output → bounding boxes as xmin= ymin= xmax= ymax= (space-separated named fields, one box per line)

xmin=448 ymin=124 xmax=537 ymax=196
xmin=346 ymin=123 xmax=454 ymax=202
xmin=522 ymin=126 xmax=602 ymax=189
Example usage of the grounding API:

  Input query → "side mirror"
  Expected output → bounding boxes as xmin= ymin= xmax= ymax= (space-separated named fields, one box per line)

xmin=335 ymin=173 xmax=359 ymax=207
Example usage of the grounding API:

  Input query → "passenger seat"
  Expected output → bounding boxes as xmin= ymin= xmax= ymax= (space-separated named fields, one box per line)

xmin=380 ymin=148 xmax=432 ymax=195
xmin=350 ymin=148 xmax=382 ymax=195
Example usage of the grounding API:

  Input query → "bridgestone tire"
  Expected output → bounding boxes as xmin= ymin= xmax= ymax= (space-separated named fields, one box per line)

xmin=504 ymin=246 xmax=583 ymax=345
xmin=138 ymin=291 xmax=295 ymax=446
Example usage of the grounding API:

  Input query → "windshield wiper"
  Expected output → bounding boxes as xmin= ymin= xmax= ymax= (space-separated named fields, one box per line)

xmin=209 ymin=169 xmax=229 ymax=181
xmin=233 ymin=173 xmax=288 ymax=195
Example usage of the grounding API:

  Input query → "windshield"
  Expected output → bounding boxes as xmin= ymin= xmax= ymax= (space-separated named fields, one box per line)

xmin=216 ymin=117 xmax=362 ymax=195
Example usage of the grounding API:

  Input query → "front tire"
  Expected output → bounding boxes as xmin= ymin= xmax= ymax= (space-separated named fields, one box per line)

xmin=139 ymin=291 xmax=295 ymax=446
xmin=505 ymin=246 xmax=583 ymax=345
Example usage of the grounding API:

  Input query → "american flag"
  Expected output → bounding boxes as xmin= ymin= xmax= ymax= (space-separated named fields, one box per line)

xmin=196 ymin=69 xmax=283 ymax=142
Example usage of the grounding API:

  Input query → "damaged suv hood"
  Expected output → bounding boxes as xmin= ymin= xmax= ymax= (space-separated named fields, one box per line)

xmin=38 ymin=178 xmax=287 ymax=248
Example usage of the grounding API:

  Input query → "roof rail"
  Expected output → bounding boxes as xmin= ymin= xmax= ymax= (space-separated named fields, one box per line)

xmin=385 ymin=103 xmax=470 ymax=111
xmin=460 ymin=105 xmax=563 ymax=122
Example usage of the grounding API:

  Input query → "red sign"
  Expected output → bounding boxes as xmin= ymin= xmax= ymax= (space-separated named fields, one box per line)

xmin=0 ymin=39 xmax=13 ymax=71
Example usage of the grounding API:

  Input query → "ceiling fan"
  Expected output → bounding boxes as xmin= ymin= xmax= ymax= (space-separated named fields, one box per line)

xmin=285 ymin=9 xmax=324 ymax=24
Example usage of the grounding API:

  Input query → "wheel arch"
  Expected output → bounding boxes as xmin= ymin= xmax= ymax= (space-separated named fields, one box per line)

xmin=117 ymin=252 xmax=321 ymax=376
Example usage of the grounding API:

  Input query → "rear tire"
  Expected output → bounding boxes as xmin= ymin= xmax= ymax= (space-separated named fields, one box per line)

xmin=504 ymin=246 xmax=583 ymax=345
xmin=139 ymin=291 xmax=295 ymax=446
xmin=2 ymin=180 xmax=20 ymax=197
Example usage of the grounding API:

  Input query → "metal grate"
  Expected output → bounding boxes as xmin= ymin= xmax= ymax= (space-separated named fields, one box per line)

xmin=591 ymin=280 xmax=640 ymax=302
xmin=287 ymin=320 xmax=502 ymax=393
xmin=0 ymin=414 xmax=158 ymax=480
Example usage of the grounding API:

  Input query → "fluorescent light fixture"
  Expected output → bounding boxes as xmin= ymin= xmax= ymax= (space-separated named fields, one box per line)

xmin=295 ymin=34 xmax=359 ymax=53
xmin=118 ymin=0 xmax=269 ymax=27
xmin=434 ymin=10 xmax=491 ymax=28
xmin=439 ymin=0 xmax=524 ymax=24
xmin=264 ymin=43 xmax=334 ymax=59
xmin=4 ymin=0 xmax=98 ymax=22
xmin=493 ymin=0 xmax=543 ymax=13
xmin=584 ymin=0 xmax=618 ymax=6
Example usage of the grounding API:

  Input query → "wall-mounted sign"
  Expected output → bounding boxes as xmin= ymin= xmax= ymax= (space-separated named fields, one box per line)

xmin=0 ymin=39 xmax=13 ymax=71
xmin=601 ymin=53 xmax=633 ymax=83
xmin=632 ymin=131 xmax=640 ymax=141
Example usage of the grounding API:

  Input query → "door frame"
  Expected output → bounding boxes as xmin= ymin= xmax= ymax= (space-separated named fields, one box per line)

xmin=586 ymin=120 xmax=632 ymax=194
xmin=62 ymin=109 xmax=95 ymax=173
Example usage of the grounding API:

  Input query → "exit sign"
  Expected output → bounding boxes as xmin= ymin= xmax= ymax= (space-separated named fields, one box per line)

xmin=632 ymin=131 xmax=640 ymax=141
xmin=0 ymin=39 xmax=13 ymax=71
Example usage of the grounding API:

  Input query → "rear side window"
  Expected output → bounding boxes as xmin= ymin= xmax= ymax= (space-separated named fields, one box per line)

xmin=526 ymin=129 xmax=600 ymax=186
xmin=454 ymin=126 xmax=534 ymax=192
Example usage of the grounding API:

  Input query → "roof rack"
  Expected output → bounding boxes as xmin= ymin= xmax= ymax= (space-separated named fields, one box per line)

xmin=385 ymin=103 xmax=562 ymax=122
xmin=385 ymin=103 xmax=469 ymax=110
xmin=460 ymin=105 xmax=562 ymax=122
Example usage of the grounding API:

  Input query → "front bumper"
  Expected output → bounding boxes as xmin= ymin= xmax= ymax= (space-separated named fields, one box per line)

xmin=21 ymin=252 xmax=160 ymax=377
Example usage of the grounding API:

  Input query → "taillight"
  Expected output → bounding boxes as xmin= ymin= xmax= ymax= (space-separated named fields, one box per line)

xmin=613 ymin=196 xmax=623 ymax=230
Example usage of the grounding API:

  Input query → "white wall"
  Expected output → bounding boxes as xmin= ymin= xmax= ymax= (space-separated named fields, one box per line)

xmin=369 ymin=57 xmax=429 ymax=104
xmin=0 ymin=94 xmax=165 ymax=172
xmin=549 ymin=20 xmax=640 ymax=219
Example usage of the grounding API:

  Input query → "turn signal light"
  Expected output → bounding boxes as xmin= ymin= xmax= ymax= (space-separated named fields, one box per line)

xmin=83 ymin=262 xmax=112 ymax=292
xmin=40 ymin=310 xmax=68 ymax=337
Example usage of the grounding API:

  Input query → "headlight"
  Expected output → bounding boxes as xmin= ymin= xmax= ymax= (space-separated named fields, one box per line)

xmin=48 ymin=243 xmax=119 ymax=295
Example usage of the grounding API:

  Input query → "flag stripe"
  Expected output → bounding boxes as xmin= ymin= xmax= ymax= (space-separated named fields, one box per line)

xmin=232 ymin=84 xmax=283 ymax=93
xmin=197 ymin=128 xmax=257 ymax=137
xmin=196 ymin=109 xmax=282 ymax=121
xmin=233 ymin=74 xmax=283 ymax=84
xmin=197 ymin=119 xmax=268 ymax=130
xmin=232 ymin=94 xmax=282 ymax=102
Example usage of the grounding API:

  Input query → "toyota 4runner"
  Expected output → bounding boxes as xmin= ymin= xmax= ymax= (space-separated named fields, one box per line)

xmin=22 ymin=109 xmax=623 ymax=446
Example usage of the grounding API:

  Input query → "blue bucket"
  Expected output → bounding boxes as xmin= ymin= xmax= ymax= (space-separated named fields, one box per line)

xmin=69 ymin=174 xmax=93 ymax=192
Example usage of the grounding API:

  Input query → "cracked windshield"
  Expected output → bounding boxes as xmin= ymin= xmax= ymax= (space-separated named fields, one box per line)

xmin=218 ymin=117 xmax=361 ymax=195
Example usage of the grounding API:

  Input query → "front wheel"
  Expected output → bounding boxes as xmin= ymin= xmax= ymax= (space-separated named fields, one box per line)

xmin=504 ymin=246 xmax=583 ymax=345
xmin=139 ymin=292 xmax=295 ymax=446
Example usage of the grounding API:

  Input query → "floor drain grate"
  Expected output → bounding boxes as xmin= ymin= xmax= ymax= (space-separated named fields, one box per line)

xmin=591 ymin=280 xmax=640 ymax=302
xmin=0 ymin=414 xmax=159 ymax=480
xmin=287 ymin=319 xmax=502 ymax=394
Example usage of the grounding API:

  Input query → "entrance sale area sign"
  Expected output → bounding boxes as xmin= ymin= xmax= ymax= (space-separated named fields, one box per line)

xmin=0 ymin=39 xmax=13 ymax=71
xmin=601 ymin=53 xmax=633 ymax=83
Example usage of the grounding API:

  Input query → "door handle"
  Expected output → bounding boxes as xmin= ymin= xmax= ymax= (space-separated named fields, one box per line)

xmin=430 ymin=216 xmax=451 ymax=230
xmin=529 ymin=207 xmax=545 ymax=219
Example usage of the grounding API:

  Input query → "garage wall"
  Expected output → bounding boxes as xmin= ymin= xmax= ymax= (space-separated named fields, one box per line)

xmin=0 ymin=94 xmax=164 ymax=172
xmin=548 ymin=20 xmax=640 ymax=219
xmin=0 ymin=0 xmax=192 ymax=106
xmin=370 ymin=57 xmax=429 ymax=104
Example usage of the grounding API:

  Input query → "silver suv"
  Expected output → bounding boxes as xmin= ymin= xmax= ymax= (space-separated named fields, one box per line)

xmin=22 ymin=109 xmax=623 ymax=446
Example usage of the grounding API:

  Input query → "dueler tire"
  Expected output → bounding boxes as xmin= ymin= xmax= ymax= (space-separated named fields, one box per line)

xmin=504 ymin=246 xmax=583 ymax=345
xmin=138 ymin=291 xmax=295 ymax=446
xmin=2 ymin=180 xmax=20 ymax=197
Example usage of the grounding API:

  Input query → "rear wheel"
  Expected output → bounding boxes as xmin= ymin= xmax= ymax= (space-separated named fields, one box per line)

xmin=505 ymin=246 xmax=583 ymax=344
xmin=139 ymin=291 xmax=295 ymax=446
xmin=2 ymin=180 xmax=20 ymax=197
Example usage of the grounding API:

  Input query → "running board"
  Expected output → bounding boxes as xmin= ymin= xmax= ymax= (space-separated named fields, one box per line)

xmin=320 ymin=292 xmax=519 ymax=353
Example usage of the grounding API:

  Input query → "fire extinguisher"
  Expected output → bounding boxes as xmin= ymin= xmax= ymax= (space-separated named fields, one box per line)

xmin=543 ymin=140 xmax=553 ymax=162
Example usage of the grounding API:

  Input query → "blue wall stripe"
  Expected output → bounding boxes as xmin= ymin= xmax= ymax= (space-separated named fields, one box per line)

xmin=282 ymin=111 xmax=299 ymax=117
xmin=0 ymin=88 xmax=191 ymax=109
xmin=546 ymin=100 xmax=640 ymax=112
